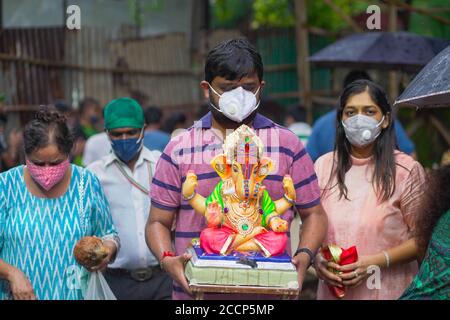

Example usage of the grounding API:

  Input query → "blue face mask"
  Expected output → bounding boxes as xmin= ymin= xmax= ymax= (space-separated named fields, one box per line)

xmin=110 ymin=131 xmax=143 ymax=162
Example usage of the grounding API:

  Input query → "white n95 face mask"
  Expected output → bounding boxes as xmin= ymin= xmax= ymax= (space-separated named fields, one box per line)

xmin=342 ymin=114 xmax=385 ymax=148
xmin=209 ymin=84 xmax=260 ymax=123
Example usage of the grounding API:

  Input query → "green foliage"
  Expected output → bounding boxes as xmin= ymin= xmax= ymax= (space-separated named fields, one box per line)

xmin=211 ymin=0 xmax=253 ymax=28
xmin=408 ymin=0 xmax=450 ymax=38
xmin=252 ymin=0 xmax=295 ymax=28
xmin=212 ymin=0 xmax=367 ymax=30
xmin=307 ymin=0 xmax=367 ymax=32
xmin=251 ymin=0 xmax=366 ymax=31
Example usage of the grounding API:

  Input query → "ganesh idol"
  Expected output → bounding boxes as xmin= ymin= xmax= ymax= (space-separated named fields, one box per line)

xmin=181 ymin=124 xmax=297 ymax=257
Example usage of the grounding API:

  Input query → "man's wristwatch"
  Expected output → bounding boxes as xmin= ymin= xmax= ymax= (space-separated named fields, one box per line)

xmin=293 ymin=247 xmax=315 ymax=267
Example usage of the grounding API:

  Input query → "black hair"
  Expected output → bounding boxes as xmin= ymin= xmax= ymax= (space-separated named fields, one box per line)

xmin=415 ymin=165 xmax=450 ymax=257
xmin=23 ymin=106 xmax=74 ymax=156
xmin=197 ymin=102 xmax=210 ymax=119
xmin=161 ymin=112 xmax=187 ymax=134
xmin=343 ymin=70 xmax=372 ymax=88
xmin=145 ymin=106 xmax=163 ymax=124
xmin=325 ymin=80 xmax=396 ymax=202
xmin=205 ymin=38 xmax=263 ymax=83
xmin=53 ymin=100 xmax=72 ymax=114
xmin=79 ymin=97 xmax=100 ymax=115
xmin=286 ymin=104 xmax=307 ymax=122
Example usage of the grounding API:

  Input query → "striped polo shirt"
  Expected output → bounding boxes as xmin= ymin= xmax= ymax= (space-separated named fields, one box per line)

xmin=150 ymin=112 xmax=320 ymax=299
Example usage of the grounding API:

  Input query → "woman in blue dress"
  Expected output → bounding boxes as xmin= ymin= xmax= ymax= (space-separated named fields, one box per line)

xmin=0 ymin=107 xmax=119 ymax=300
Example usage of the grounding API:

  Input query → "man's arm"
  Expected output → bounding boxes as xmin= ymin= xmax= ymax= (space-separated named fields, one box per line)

xmin=145 ymin=206 xmax=192 ymax=295
xmin=145 ymin=206 xmax=175 ymax=260
xmin=296 ymin=204 xmax=327 ymax=255
xmin=291 ymin=203 xmax=328 ymax=291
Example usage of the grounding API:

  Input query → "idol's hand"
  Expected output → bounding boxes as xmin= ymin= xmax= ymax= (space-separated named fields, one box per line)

xmin=205 ymin=201 xmax=223 ymax=227
xmin=282 ymin=175 xmax=296 ymax=202
xmin=269 ymin=216 xmax=288 ymax=233
xmin=182 ymin=170 xmax=198 ymax=200
xmin=257 ymin=185 xmax=266 ymax=198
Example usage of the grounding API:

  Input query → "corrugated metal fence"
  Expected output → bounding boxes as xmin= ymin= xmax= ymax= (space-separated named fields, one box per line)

xmin=0 ymin=27 xmax=200 ymax=114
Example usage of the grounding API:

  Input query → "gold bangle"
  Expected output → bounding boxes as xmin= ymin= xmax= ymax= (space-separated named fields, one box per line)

xmin=283 ymin=193 xmax=295 ymax=205
xmin=266 ymin=214 xmax=278 ymax=226
xmin=183 ymin=192 xmax=196 ymax=201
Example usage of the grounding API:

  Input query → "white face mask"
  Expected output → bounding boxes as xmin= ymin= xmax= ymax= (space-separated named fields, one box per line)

xmin=342 ymin=114 xmax=385 ymax=148
xmin=208 ymin=84 xmax=260 ymax=123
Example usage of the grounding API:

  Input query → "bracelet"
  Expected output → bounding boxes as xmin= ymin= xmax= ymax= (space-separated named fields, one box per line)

xmin=161 ymin=250 xmax=175 ymax=260
xmin=294 ymin=247 xmax=315 ymax=267
xmin=283 ymin=193 xmax=296 ymax=205
xmin=160 ymin=251 xmax=176 ymax=271
xmin=161 ymin=250 xmax=175 ymax=262
xmin=266 ymin=214 xmax=278 ymax=226
xmin=183 ymin=191 xmax=196 ymax=201
xmin=382 ymin=250 xmax=390 ymax=268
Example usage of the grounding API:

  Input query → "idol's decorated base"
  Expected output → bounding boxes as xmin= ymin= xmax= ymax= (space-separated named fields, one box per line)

xmin=185 ymin=245 xmax=299 ymax=294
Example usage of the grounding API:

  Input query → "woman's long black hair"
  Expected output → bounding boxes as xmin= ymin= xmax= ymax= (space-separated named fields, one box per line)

xmin=415 ymin=165 xmax=450 ymax=257
xmin=325 ymin=80 xmax=397 ymax=202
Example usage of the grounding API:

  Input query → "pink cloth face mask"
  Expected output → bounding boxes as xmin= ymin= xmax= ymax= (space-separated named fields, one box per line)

xmin=26 ymin=158 xmax=70 ymax=191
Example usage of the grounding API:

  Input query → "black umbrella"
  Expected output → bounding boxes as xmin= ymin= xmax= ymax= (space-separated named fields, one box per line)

xmin=309 ymin=31 xmax=450 ymax=73
xmin=395 ymin=45 xmax=450 ymax=108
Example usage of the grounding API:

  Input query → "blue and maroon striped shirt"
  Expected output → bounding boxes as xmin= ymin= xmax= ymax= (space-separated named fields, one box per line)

xmin=150 ymin=112 xmax=320 ymax=299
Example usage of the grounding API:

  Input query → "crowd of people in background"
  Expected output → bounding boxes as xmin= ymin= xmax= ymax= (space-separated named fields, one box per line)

xmin=0 ymin=99 xmax=182 ymax=172
xmin=0 ymin=71 xmax=428 ymax=175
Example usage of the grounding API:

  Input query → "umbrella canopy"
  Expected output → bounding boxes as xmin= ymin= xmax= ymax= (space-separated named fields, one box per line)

xmin=395 ymin=45 xmax=450 ymax=108
xmin=309 ymin=31 xmax=450 ymax=73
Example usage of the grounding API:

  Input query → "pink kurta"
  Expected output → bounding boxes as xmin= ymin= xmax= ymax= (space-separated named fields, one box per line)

xmin=315 ymin=151 xmax=425 ymax=300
